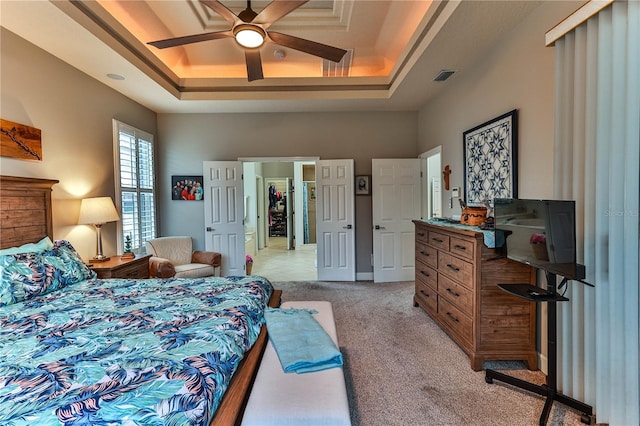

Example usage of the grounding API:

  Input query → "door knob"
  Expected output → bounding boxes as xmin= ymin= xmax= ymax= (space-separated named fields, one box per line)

xmin=343 ymin=224 xmax=352 ymax=229
xmin=375 ymin=225 xmax=386 ymax=230
xmin=206 ymin=227 xmax=215 ymax=232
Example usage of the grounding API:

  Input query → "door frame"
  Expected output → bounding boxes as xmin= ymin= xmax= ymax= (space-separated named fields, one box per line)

xmin=294 ymin=161 xmax=316 ymax=247
xmin=419 ymin=146 xmax=442 ymax=220
xmin=239 ymin=156 xmax=319 ymax=246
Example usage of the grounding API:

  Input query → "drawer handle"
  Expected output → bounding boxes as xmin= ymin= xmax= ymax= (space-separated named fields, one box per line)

xmin=446 ymin=288 xmax=460 ymax=297
xmin=432 ymin=238 xmax=444 ymax=243
xmin=446 ymin=264 xmax=460 ymax=272
xmin=420 ymin=290 xmax=430 ymax=298
xmin=420 ymin=270 xmax=430 ymax=277
xmin=420 ymin=251 xmax=430 ymax=256
xmin=417 ymin=232 xmax=426 ymax=237
xmin=446 ymin=312 xmax=459 ymax=322
xmin=453 ymin=244 xmax=467 ymax=251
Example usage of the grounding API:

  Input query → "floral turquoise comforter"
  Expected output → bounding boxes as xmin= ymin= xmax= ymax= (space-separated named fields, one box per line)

xmin=0 ymin=275 xmax=273 ymax=425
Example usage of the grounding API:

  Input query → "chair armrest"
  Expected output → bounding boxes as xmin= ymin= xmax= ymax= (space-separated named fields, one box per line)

xmin=192 ymin=250 xmax=222 ymax=267
xmin=149 ymin=256 xmax=176 ymax=278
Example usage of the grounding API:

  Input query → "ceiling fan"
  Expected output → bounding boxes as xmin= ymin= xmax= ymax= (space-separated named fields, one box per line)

xmin=148 ymin=0 xmax=348 ymax=82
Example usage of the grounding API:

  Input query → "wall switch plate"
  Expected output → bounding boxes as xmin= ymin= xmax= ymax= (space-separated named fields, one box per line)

xmin=452 ymin=187 xmax=460 ymax=197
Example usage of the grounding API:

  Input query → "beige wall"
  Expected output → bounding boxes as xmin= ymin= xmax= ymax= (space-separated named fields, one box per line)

xmin=1 ymin=1 xmax=577 ymax=275
xmin=418 ymin=1 xmax=580 ymax=218
xmin=0 ymin=28 xmax=157 ymax=262
xmin=157 ymin=112 xmax=419 ymax=273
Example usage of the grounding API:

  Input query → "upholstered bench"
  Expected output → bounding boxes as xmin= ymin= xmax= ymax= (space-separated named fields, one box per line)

xmin=241 ymin=301 xmax=351 ymax=426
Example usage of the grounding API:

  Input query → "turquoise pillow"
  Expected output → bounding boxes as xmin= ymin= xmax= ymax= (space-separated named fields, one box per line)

xmin=0 ymin=254 xmax=32 ymax=306
xmin=0 ymin=240 xmax=95 ymax=306
xmin=0 ymin=236 xmax=54 ymax=256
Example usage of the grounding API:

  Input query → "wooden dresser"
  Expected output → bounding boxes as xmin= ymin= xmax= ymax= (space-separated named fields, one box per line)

xmin=413 ymin=220 xmax=537 ymax=371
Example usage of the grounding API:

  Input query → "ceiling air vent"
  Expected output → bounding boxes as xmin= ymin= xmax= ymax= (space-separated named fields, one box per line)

xmin=323 ymin=49 xmax=353 ymax=77
xmin=433 ymin=69 xmax=456 ymax=82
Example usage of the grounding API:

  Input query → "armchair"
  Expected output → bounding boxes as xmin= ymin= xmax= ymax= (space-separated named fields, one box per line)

xmin=145 ymin=236 xmax=221 ymax=279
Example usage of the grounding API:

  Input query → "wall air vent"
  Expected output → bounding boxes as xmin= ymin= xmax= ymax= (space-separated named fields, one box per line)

xmin=433 ymin=69 xmax=456 ymax=82
xmin=323 ymin=49 xmax=353 ymax=77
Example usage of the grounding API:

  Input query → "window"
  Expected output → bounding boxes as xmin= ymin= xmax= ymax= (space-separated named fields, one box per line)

xmin=113 ymin=120 xmax=156 ymax=253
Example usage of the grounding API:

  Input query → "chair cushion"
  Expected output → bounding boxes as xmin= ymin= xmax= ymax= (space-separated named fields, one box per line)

xmin=174 ymin=264 xmax=215 ymax=279
xmin=146 ymin=237 xmax=193 ymax=266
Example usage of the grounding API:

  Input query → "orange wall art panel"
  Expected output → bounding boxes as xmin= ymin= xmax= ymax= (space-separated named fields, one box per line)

xmin=1 ymin=119 xmax=42 ymax=161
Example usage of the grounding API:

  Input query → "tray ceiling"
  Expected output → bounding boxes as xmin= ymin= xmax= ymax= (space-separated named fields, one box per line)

xmin=1 ymin=1 xmax=548 ymax=113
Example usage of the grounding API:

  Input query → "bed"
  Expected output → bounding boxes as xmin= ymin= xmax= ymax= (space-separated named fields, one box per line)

xmin=0 ymin=175 xmax=281 ymax=425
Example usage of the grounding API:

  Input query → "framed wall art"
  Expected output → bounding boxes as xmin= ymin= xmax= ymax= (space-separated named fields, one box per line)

xmin=355 ymin=175 xmax=371 ymax=195
xmin=172 ymin=175 xmax=204 ymax=201
xmin=463 ymin=109 xmax=518 ymax=206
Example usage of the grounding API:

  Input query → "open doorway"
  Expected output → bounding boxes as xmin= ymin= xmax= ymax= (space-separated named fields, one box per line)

xmin=242 ymin=159 xmax=318 ymax=281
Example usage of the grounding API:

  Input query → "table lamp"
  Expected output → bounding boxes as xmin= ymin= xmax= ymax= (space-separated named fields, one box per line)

xmin=78 ymin=196 xmax=120 ymax=261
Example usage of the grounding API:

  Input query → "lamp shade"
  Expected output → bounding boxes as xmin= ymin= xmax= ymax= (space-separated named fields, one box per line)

xmin=78 ymin=197 xmax=120 ymax=225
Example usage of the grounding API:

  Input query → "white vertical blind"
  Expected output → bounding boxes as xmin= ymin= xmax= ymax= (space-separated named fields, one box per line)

xmin=113 ymin=120 xmax=157 ymax=252
xmin=553 ymin=1 xmax=640 ymax=424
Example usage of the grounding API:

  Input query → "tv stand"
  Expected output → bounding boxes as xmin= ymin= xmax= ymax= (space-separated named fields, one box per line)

xmin=485 ymin=273 xmax=594 ymax=425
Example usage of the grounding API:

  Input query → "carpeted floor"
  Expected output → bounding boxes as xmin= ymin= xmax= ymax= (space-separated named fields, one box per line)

xmin=271 ymin=280 xmax=590 ymax=426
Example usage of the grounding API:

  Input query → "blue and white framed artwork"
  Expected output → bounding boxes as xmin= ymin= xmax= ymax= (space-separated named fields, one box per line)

xmin=463 ymin=109 xmax=518 ymax=206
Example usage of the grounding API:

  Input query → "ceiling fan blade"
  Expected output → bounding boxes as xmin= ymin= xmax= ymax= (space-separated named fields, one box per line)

xmin=148 ymin=30 xmax=233 ymax=49
xmin=253 ymin=1 xmax=307 ymax=28
xmin=245 ymin=50 xmax=264 ymax=82
xmin=268 ymin=31 xmax=347 ymax=63
xmin=200 ymin=0 xmax=240 ymax=26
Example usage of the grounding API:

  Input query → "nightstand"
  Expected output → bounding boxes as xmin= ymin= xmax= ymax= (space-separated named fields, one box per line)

xmin=90 ymin=254 xmax=151 ymax=279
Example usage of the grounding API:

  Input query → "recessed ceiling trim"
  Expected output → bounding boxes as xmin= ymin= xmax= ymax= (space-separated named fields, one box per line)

xmin=54 ymin=0 xmax=183 ymax=97
xmin=193 ymin=0 xmax=354 ymax=31
xmin=388 ymin=0 xmax=457 ymax=95
xmin=180 ymin=85 xmax=392 ymax=101
xmin=180 ymin=83 xmax=389 ymax=93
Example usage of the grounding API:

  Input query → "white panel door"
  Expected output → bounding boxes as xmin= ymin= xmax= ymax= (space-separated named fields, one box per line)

xmin=203 ymin=161 xmax=245 ymax=276
xmin=316 ymin=159 xmax=355 ymax=281
xmin=372 ymin=159 xmax=421 ymax=282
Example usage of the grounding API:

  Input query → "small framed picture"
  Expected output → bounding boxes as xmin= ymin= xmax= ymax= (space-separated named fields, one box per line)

xmin=355 ymin=175 xmax=371 ymax=196
xmin=172 ymin=175 xmax=204 ymax=201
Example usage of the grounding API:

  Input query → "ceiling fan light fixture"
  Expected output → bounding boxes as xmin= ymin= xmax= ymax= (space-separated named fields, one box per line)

xmin=233 ymin=24 xmax=266 ymax=49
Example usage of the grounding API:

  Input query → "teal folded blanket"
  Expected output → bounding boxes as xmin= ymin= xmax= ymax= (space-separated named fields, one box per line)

xmin=264 ymin=308 xmax=343 ymax=374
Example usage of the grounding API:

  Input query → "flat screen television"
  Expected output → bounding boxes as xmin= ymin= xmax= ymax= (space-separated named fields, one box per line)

xmin=494 ymin=198 xmax=585 ymax=280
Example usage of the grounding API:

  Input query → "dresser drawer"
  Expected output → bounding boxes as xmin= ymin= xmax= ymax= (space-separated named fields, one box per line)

xmin=438 ymin=251 xmax=473 ymax=288
xmin=438 ymin=273 xmax=473 ymax=316
xmin=415 ymin=226 xmax=429 ymax=244
xmin=450 ymin=236 xmax=474 ymax=260
xmin=427 ymin=231 xmax=450 ymax=251
xmin=415 ymin=280 xmax=437 ymax=317
xmin=416 ymin=261 xmax=437 ymax=290
xmin=438 ymin=296 xmax=473 ymax=343
xmin=416 ymin=242 xmax=437 ymax=269
xmin=116 ymin=262 xmax=148 ymax=279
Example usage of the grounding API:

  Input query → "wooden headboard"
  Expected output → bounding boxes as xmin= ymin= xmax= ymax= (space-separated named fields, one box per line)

xmin=0 ymin=175 xmax=58 ymax=249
